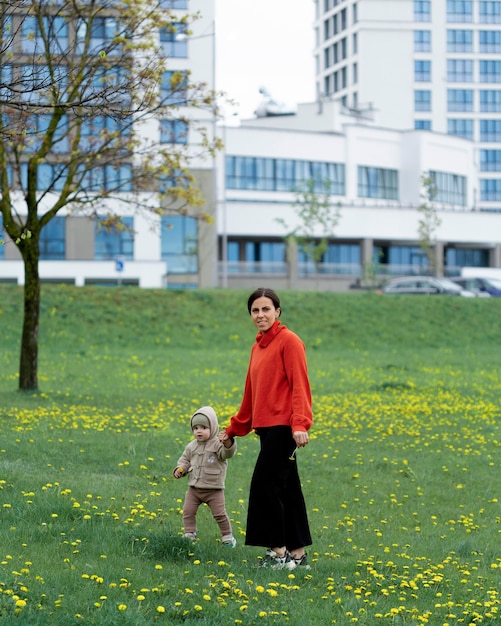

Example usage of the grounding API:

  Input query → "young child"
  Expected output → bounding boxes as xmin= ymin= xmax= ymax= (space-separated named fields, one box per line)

xmin=173 ymin=406 xmax=237 ymax=547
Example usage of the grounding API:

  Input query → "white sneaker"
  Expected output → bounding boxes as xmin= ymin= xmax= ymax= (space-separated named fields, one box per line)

xmin=222 ymin=534 xmax=237 ymax=548
xmin=182 ymin=532 xmax=197 ymax=542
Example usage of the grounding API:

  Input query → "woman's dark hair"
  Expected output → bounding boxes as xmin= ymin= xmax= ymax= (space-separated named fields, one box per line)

xmin=247 ymin=288 xmax=281 ymax=315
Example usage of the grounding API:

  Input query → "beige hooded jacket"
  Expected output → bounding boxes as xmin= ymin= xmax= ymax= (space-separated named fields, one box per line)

xmin=174 ymin=406 xmax=237 ymax=490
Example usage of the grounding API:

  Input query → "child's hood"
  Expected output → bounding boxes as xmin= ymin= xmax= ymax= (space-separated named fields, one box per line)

xmin=190 ymin=406 xmax=219 ymax=439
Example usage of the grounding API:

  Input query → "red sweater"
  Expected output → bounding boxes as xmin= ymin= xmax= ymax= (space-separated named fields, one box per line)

xmin=226 ymin=321 xmax=313 ymax=438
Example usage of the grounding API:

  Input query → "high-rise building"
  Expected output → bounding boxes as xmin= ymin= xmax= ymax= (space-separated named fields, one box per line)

xmin=313 ymin=0 xmax=501 ymax=212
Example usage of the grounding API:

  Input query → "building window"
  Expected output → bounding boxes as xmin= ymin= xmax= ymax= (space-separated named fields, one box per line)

xmin=299 ymin=243 xmax=361 ymax=275
xmin=160 ymin=119 xmax=188 ymax=143
xmin=76 ymin=16 xmax=119 ymax=55
xmin=159 ymin=0 xmax=188 ymax=8
xmin=357 ymin=166 xmax=399 ymax=200
xmin=95 ymin=217 xmax=134 ymax=260
xmin=479 ymin=1 xmax=501 ymax=23
xmin=375 ymin=245 xmax=428 ymax=273
xmin=429 ymin=170 xmax=467 ymax=205
xmin=159 ymin=22 xmax=188 ymax=58
xmin=480 ymin=119 xmax=501 ymax=141
xmin=225 ymin=156 xmax=345 ymax=195
xmin=447 ymin=59 xmax=473 ymax=82
xmin=479 ymin=30 xmax=501 ymax=53
xmin=24 ymin=114 xmax=69 ymax=154
xmin=445 ymin=247 xmax=489 ymax=268
xmin=40 ymin=216 xmax=65 ymax=260
xmin=447 ymin=89 xmax=474 ymax=112
xmin=447 ymin=119 xmax=474 ymax=140
xmin=79 ymin=164 xmax=133 ymax=192
xmin=22 ymin=15 xmax=69 ymax=54
xmin=479 ymin=60 xmax=501 ymax=83
xmin=160 ymin=70 xmax=188 ymax=105
xmin=447 ymin=29 xmax=473 ymax=52
xmin=480 ymin=149 xmax=501 ymax=171
xmin=415 ymin=60 xmax=431 ymax=82
xmin=415 ymin=120 xmax=432 ymax=130
xmin=161 ymin=215 xmax=198 ymax=274
xmin=446 ymin=0 xmax=473 ymax=22
xmin=415 ymin=90 xmax=431 ymax=111
xmin=0 ymin=216 xmax=3 ymax=259
xmin=480 ymin=178 xmax=501 ymax=201
xmin=414 ymin=30 xmax=431 ymax=52
xmin=414 ymin=0 xmax=431 ymax=22
xmin=353 ymin=32 xmax=358 ymax=54
xmin=480 ymin=90 xmax=501 ymax=111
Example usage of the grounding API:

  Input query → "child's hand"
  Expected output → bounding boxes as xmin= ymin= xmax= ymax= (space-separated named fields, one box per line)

xmin=173 ymin=467 xmax=185 ymax=479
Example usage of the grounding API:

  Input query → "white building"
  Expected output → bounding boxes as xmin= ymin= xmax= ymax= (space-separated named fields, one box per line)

xmin=314 ymin=0 xmax=501 ymax=212
xmin=2 ymin=0 xmax=501 ymax=290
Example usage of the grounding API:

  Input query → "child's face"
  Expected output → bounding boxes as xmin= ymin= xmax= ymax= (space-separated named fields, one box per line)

xmin=193 ymin=425 xmax=210 ymax=442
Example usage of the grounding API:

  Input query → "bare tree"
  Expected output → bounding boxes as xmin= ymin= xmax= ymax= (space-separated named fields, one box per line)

xmin=418 ymin=172 xmax=441 ymax=276
xmin=277 ymin=178 xmax=340 ymax=275
xmin=0 ymin=0 xmax=221 ymax=390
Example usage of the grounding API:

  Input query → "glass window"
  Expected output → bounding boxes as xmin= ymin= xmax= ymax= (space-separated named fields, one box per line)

xmin=429 ymin=170 xmax=467 ymax=205
xmin=159 ymin=0 xmax=188 ymax=8
xmin=414 ymin=1 xmax=431 ymax=21
xmin=76 ymin=16 xmax=118 ymax=54
xmin=414 ymin=30 xmax=431 ymax=52
xmin=479 ymin=1 xmax=501 ymax=23
xmin=447 ymin=1 xmax=473 ymax=22
xmin=0 ymin=215 xmax=3 ymax=259
xmin=160 ymin=70 xmax=188 ymax=105
xmin=479 ymin=30 xmax=501 ymax=53
xmin=22 ymin=15 xmax=69 ymax=54
xmin=160 ymin=22 xmax=188 ymax=58
xmin=479 ymin=60 xmax=501 ymax=83
xmin=161 ymin=215 xmax=198 ymax=274
xmin=447 ymin=59 xmax=473 ymax=82
xmin=447 ymin=29 xmax=473 ymax=52
xmin=480 ymin=178 xmax=501 ymax=201
xmin=225 ymin=156 xmax=345 ymax=194
xmin=20 ymin=64 xmax=67 ymax=104
xmin=445 ymin=247 xmax=489 ymax=268
xmin=357 ymin=166 xmax=399 ymax=200
xmin=447 ymin=89 xmax=474 ymax=111
xmin=415 ymin=120 xmax=432 ymax=130
xmin=40 ymin=216 xmax=65 ymax=260
xmin=480 ymin=89 xmax=501 ymax=111
xmin=95 ymin=216 xmax=134 ymax=260
xmin=375 ymin=245 xmax=428 ymax=273
xmin=415 ymin=60 xmax=431 ymax=82
xmin=447 ymin=119 xmax=474 ymax=140
xmin=242 ymin=241 xmax=286 ymax=273
xmin=480 ymin=149 xmax=501 ymax=171
xmin=415 ymin=90 xmax=431 ymax=111
xmin=160 ymin=119 xmax=188 ymax=143
xmin=480 ymin=119 xmax=501 ymax=141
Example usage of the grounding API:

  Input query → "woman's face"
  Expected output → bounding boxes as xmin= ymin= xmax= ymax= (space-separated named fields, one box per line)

xmin=250 ymin=296 xmax=280 ymax=333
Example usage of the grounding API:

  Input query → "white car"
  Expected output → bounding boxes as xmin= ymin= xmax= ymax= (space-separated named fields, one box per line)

xmin=381 ymin=276 xmax=476 ymax=297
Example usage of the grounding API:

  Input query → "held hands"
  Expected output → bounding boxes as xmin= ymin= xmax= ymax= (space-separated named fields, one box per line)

xmin=293 ymin=430 xmax=309 ymax=448
xmin=173 ymin=467 xmax=185 ymax=479
xmin=219 ymin=430 xmax=229 ymax=442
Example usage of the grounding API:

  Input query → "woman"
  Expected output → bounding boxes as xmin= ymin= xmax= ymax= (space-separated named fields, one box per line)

xmin=220 ymin=287 xmax=313 ymax=570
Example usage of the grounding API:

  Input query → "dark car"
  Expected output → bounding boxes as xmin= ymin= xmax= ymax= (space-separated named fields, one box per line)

xmin=450 ymin=276 xmax=501 ymax=297
xmin=381 ymin=276 xmax=475 ymax=297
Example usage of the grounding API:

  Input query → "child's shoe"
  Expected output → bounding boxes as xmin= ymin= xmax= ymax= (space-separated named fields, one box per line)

xmin=222 ymin=534 xmax=237 ymax=548
xmin=182 ymin=532 xmax=197 ymax=542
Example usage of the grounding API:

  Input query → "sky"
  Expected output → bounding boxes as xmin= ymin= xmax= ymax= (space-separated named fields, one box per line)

xmin=215 ymin=0 xmax=316 ymax=120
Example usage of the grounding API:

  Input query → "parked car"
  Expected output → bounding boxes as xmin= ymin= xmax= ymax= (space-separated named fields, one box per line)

xmin=381 ymin=276 xmax=476 ymax=297
xmin=449 ymin=276 xmax=501 ymax=297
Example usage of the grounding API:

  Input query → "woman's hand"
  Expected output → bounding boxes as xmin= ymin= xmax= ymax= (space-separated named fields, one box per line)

xmin=293 ymin=430 xmax=309 ymax=448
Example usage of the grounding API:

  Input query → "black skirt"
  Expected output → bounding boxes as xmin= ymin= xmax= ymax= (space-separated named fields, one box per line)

xmin=245 ymin=425 xmax=312 ymax=550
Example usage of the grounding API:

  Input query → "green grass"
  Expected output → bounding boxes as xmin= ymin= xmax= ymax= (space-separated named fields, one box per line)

xmin=0 ymin=285 xmax=500 ymax=624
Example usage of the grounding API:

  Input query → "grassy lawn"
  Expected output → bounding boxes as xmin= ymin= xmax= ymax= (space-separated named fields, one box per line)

xmin=0 ymin=285 xmax=500 ymax=625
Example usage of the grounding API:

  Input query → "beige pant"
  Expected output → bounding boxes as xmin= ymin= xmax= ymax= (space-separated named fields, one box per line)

xmin=183 ymin=486 xmax=232 ymax=536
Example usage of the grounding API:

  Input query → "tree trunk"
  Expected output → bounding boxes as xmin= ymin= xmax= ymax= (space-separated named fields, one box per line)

xmin=19 ymin=239 xmax=40 ymax=391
